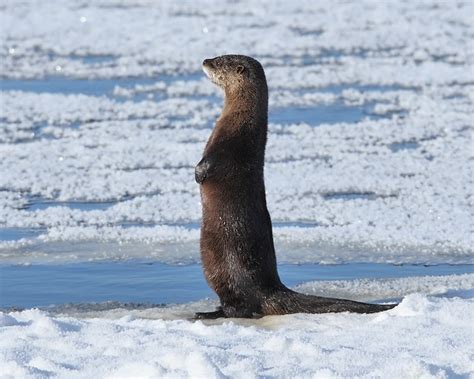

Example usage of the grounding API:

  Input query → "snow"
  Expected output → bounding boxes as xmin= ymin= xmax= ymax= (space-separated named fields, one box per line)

xmin=1 ymin=283 xmax=473 ymax=378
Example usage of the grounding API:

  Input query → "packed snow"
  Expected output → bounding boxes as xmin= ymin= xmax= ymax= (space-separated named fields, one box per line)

xmin=1 ymin=275 xmax=473 ymax=378
xmin=1 ymin=0 xmax=473 ymax=377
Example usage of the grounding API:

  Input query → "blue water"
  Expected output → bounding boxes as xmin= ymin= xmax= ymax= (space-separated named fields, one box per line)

xmin=0 ymin=262 xmax=471 ymax=309
xmin=270 ymin=102 xmax=368 ymax=125
xmin=26 ymin=199 xmax=116 ymax=212
xmin=1 ymin=77 xmax=146 ymax=96
xmin=0 ymin=228 xmax=45 ymax=242
xmin=0 ymin=74 xmax=201 ymax=96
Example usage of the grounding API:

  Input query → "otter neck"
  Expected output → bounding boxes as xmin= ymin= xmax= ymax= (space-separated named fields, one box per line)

xmin=222 ymin=83 xmax=268 ymax=124
xmin=216 ymin=83 xmax=268 ymax=166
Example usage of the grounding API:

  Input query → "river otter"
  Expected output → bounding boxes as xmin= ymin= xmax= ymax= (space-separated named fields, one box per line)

xmin=194 ymin=54 xmax=396 ymax=319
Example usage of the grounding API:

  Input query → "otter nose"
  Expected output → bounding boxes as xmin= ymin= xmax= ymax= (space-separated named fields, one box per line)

xmin=203 ymin=58 xmax=213 ymax=67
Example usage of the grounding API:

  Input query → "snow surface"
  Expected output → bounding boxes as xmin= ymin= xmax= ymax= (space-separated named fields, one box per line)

xmin=1 ymin=275 xmax=473 ymax=378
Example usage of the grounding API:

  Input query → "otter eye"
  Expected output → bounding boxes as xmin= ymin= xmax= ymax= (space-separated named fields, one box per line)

xmin=236 ymin=65 xmax=245 ymax=74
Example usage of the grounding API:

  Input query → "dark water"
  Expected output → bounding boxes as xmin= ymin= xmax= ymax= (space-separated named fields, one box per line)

xmin=0 ymin=262 xmax=471 ymax=309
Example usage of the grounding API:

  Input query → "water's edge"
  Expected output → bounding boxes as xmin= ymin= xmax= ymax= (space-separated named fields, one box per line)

xmin=1 ymin=261 xmax=471 ymax=309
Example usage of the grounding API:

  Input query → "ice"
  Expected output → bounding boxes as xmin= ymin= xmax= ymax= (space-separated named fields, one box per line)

xmin=295 ymin=273 xmax=474 ymax=302
xmin=1 ymin=0 xmax=473 ymax=264
xmin=0 ymin=90 xmax=471 ymax=263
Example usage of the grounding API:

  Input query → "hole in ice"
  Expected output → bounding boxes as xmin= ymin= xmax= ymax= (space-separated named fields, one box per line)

xmin=264 ymin=47 xmax=407 ymax=66
xmin=269 ymin=84 xmax=413 ymax=126
xmin=0 ymin=73 xmax=202 ymax=97
xmin=323 ymin=83 xmax=412 ymax=94
xmin=271 ymin=102 xmax=367 ymax=125
xmin=0 ymin=77 xmax=150 ymax=95
xmin=0 ymin=261 xmax=471 ymax=310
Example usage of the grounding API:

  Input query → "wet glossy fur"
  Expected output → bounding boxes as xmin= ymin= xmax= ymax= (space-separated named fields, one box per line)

xmin=195 ymin=55 xmax=396 ymax=318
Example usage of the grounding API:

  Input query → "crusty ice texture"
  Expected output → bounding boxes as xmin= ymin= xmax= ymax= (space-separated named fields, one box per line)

xmin=1 ymin=0 xmax=472 ymax=265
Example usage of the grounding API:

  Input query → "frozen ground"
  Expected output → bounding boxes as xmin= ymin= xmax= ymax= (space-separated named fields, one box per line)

xmin=1 ymin=0 xmax=473 ymax=377
xmin=1 ymin=0 xmax=473 ymax=264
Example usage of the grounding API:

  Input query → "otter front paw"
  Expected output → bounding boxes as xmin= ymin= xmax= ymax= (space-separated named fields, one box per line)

xmin=195 ymin=158 xmax=211 ymax=184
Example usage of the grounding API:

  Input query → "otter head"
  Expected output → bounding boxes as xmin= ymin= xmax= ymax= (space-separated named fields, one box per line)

xmin=202 ymin=55 xmax=266 ymax=94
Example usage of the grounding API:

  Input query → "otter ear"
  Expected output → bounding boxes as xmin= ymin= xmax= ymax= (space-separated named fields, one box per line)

xmin=236 ymin=65 xmax=245 ymax=74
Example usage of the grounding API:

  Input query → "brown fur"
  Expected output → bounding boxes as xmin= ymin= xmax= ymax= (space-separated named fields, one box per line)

xmin=194 ymin=55 xmax=396 ymax=319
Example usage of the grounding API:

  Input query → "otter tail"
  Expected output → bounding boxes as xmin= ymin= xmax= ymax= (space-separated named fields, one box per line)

xmin=264 ymin=290 xmax=396 ymax=315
